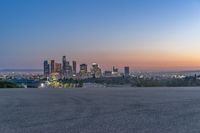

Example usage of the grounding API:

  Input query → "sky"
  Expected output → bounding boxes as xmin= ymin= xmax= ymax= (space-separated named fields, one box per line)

xmin=0 ymin=0 xmax=200 ymax=71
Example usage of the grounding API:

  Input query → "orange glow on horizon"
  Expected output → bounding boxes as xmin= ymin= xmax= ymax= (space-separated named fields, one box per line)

xmin=74 ymin=49 xmax=200 ymax=71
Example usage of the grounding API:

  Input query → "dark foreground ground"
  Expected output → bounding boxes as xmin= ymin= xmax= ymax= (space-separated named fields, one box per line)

xmin=1 ymin=87 xmax=200 ymax=133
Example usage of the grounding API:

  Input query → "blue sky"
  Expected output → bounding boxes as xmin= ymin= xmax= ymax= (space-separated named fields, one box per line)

xmin=0 ymin=0 xmax=200 ymax=70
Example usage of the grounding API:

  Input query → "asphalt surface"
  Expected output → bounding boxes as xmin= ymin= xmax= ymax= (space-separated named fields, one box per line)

xmin=1 ymin=87 xmax=200 ymax=133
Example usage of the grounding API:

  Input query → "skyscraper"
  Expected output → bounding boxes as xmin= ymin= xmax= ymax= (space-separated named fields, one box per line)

xmin=66 ymin=65 xmax=73 ymax=78
xmin=124 ymin=66 xmax=130 ymax=77
xmin=72 ymin=61 xmax=77 ymax=74
xmin=50 ymin=60 xmax=55 ymax=73
xmin=112 ymin=66 xmax=118 ymax=74
xmin=55 ymin=63 xmax=62 ymax=73
xmin=62 ymin=56 xmax=67 ymax=74
xmin=80 ymin=64 xmax=87 ymax=73
xmin=62 ymin=56 xmax=73 ymax=78
xmin=112 ymin=66 xmax=120 ymax=77
xmin=44 ymin=60 xmax=50 ymax=77
xmin=80 ymin=64 xmax=87 ymax=78
xmin=91 ymin=63 xmax=102 ymax=78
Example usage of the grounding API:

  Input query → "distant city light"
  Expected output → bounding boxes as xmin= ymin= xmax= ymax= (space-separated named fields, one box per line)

xmin=40 ymin=83 xmax=45 ymax=88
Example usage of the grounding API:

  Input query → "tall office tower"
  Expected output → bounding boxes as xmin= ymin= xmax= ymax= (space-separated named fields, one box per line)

xmin=55 ymin=63 xmax=62 ymax=73
xmin=112 ymin=66 xmax=118 ymax=73
xmin=112 ymin=66 xmax=120 ymax=77
xmin=124 ymin=66 xmax=130 ymax=77
xmin=91 ymin=63 xmax=102 ymax=78
xmin=62 ymin=56 xmax=72 ymax=78
xmin=44 ymin=60 xmax=50 ymax=77
xmin=50 ymin=60 xmax=55 ymax=73
xmin=72 ymin=61 xmax=77 ymax=74
xmin=66 ymin=65 xmax=73 ymax=78
xmin=80 ymin=64 xmax=87 ymax=73
xmin=80 ymin=64 xmax=87 ymax=78
xmin=62 ymin=56 xmax=67 ymax=75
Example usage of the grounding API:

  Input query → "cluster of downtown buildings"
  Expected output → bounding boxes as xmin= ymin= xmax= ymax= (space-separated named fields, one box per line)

xmin=44 ymin=56 xmax=130 ymax=80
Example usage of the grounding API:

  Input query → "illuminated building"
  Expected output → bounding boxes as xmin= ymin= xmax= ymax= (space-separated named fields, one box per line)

xmin=91 ymin=63 xmax=102 ymax=78
xmin=80 ymin=64 xmax=87 ymax=73
xmin=50 ymin=60 xmax=55 ymax=73
xmin=112 ymin=66 xmax=118 ymax=74
xmin=55 ymin=63 xmax=62 ymax=73
xmin=80 ymin=64 xmax=88 ymax=78
xmin=44 ymin=60 xmax=50 ymax=77
xmin=62 ymin=56 xmax=72 ymax=78
xmin=112 ymin=66 xmax=120 ymax=77
xmin=124 ymin=66 xmax=130 ymax=77
xmin=66 ymin=65 xmax=73 ymax=78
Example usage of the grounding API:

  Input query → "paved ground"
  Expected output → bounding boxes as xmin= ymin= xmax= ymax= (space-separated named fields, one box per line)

xmin=1 ymin=87 xmax=200 ymax=133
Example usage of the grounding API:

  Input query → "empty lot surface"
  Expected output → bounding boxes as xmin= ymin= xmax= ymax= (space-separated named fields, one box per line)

xmin=1 ymin=87 xmax=200 ymax=133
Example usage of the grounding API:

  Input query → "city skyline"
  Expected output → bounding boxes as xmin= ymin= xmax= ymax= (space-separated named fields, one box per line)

xmin=1 ymin=0 xmax=200 ymax=71
xmin=43 ymin=56 xmax=128 ymax=72
xmin=43 ymin=56 xmax=129 ymax=79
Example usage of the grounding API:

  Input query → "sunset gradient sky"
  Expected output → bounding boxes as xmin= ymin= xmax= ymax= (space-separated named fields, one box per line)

xmin=0 ymin=0 xmax=200 ymax=71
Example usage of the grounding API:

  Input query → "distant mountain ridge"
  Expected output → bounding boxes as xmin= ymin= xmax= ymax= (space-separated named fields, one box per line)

xmin=0 ymin=69 xmax=43 ymax=72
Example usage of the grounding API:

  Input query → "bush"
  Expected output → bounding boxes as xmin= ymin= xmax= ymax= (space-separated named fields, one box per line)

xmin=0 ymin=81 xmax=19 ymax=88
